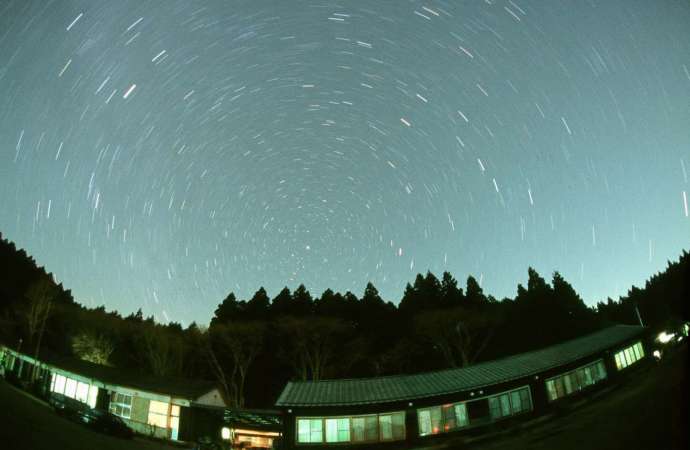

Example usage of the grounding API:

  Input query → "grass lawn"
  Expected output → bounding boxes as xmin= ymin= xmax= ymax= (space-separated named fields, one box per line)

xmin=421 ymin=343 xmax=688 ymax=450
xmin=0 ymin=379 xmax=186 ymax=450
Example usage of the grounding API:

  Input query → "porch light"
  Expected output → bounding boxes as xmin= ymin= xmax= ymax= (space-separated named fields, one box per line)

xmin=656 ymin=331 xmax=675 ymax=344
xmin=221 ymin=427 xmax=232 ymax=440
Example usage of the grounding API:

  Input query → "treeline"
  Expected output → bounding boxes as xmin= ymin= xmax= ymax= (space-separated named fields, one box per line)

xmin=0 ymin=231 xmax=687 ymax=408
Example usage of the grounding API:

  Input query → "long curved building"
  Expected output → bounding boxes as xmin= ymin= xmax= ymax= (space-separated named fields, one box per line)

xmin=276 ymin=325 xmax=648 ymax=449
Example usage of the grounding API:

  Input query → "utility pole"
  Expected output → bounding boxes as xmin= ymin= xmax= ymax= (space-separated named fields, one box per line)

xmin=634 ymin=304 xmax=644 ymax=327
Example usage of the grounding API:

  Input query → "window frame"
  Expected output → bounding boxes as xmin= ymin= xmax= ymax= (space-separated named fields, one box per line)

xmin=545 ymin=358 xmax=608 ymax=401
xmin=109 ymin=392 xmax=133 ymax=419
xmin=147 ymin=400 xmax=170 ymax=429
xmin=296 ymin=411 xmax=405 ymax=445
xmin=614 ymin=341 xmax=644 ymax=372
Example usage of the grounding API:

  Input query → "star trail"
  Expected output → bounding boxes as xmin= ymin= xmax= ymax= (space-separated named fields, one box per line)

xmin=1 ymin=0 xmax=688 ymax=324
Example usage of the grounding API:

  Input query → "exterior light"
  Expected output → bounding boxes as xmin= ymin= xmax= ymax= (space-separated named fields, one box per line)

xmin=653 ymin=350 xmax=661 ymax=360
xmin=408 ymin=402 xmax=413 ymax=407
xmin=656 ymin=331 xmax=675 ymax=344
xmin=478 ymin=390 xmax=483 ymax=395
xmin=221 ymin=427 xmax=232 ymax=440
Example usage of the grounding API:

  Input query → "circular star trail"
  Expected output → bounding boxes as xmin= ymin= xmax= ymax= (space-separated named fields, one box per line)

xmin=1 ymin=0 xmax=689 ymax=324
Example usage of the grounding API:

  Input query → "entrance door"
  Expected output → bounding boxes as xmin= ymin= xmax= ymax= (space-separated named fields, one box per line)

xmin=170 ymin=405 xmax=180 ymax=440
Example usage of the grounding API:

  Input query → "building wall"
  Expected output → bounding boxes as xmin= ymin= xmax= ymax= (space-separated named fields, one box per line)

xmin=280 ymin=335 xmax=652 ymax=449
xmin=196 ymin=388 xmax=226 ymax=407
xmin=120 ymin=396 xmax=170 ymax=439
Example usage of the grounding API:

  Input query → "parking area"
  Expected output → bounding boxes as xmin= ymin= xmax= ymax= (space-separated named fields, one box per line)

xmin=0 ymin=379 xmax=183 ymax=450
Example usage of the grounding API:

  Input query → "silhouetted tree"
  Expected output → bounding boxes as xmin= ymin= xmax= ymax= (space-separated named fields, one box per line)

xmin=465 ymin=275 xmax=487 ymax=306
xmin=24 ymin=275 xmax=59 ymax=378
xmin=270 ymin=287 xmax=293 ymax=316
xmin=441 ymin=272 xmax=464 ymax=307
xmin=207 ymin=322 xmax=264 ymax=407
xmin=211 ymin=293 xmax=243 ymax=326
xmin=416 ymin=306 xmax=496 ymax=368
xmin=246 ymin=287 xmax=270 ymax=320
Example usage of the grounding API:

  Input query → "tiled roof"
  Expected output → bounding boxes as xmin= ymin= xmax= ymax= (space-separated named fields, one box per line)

xmin=3 ymin=347 xmax=218 ymax=400
xmin=276 ymin=325 xmax=645 ymax=407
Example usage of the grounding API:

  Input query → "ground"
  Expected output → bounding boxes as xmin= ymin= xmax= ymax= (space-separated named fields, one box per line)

xmin=0 ymin=379 xmax=182 ymax=450
xmin=0 ymin=344 xmax=686 ymax=450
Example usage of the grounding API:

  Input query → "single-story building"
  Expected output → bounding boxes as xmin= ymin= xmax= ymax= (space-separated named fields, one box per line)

xmin=0 ymin=345 xmax=227 ymax=442
xmin=275 ymin=325 xmax=649 ymax=449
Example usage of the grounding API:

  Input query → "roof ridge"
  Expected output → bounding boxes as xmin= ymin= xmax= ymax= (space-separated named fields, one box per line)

xmin=283 ymin=325 xmax=642 ymax=387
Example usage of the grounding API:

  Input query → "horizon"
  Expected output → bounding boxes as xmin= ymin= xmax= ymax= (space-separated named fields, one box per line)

xmin=1 ymin=230 xmax=686 ymax=327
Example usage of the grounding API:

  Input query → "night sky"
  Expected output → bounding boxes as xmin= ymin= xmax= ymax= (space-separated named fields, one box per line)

xmin=1 ymin=0 xmax=688 ymax=325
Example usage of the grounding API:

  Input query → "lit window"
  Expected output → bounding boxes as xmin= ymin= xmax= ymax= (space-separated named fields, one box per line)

xmin=418 ymin=410 xmax=432 ymax=437
xmin=147 ymin=400 xmax=169 ymax=428
xmin=87 ymin=385 xmax=98 ymax=409
xmin=563 ymin=374 xmax=573 ymax=394
xmin=454 ymin=403 xmax=468 ymax=427
xmin=110 ymin=392 xmax=133 ymax=419
xmin=325 ymin=418 xmax=350 ymax=443
xmin=635 ymin=342 xmax=644 ymax=358
xmin=519 ymin=388 xmax=531 ymax=411
xmin=488 ymin=396 xmax=501 ymax=419
xmin=379 ymin=415 xmax=393 ymax=440
xmin=351 ymin=415 xmax=378 ymax=442
xmin=64 ymin=378 xmax=78 ymax=399
xmin=52 ymin=374 xmax=66 ymax=395
xmin=510 ymin=390 xmax=522 ymax=411
xmin=545 ymin=359 xmax=608 ymax=401
xmin=391 ymin=412 xmax=405 ymax=440
xmin=75 ymin=382 xmax=89 ymax=403
xmin=297 ymin=418 xmax=323 ymax=444
xmin=546 ymin=380 xmax=557 ymax=401
xmin=614 ymin=341 xmax=644 ymax=371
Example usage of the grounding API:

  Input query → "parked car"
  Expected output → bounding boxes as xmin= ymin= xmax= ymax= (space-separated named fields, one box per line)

xmin=49 ymin=392 xmax=89 ymax=420
xmin=49 ymin=392 xmax=133 ymax=439
xmin=77 ymin=407 xmax=134 ymax=439
xmin=194 ymin=436 xmax=228 ymax=450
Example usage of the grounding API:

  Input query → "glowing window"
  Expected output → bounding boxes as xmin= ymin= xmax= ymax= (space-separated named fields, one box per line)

xmin=418 ymin=410 xmax=432 ymax=436
xmin=546 ymin=379 xmax=557 ymax=401
xmin=64 ymin=378 xmax=78 ymax=399
xmin=75 ymin=382 xmax=89 ymax=403
xmin=147 ymin=400 xmax=169 ymax=429
xmin=614 ymin=341 xmax=644 ymax=371
xmin=297 ymin=418 xmax=322 ymax=443
xmin=325 ymin=418 xmax=350 ymax=443
xmin=52 ymin=374 xmax=66 ymax=395
xmin=110 ymin=392 xmax=132 ymax=419
xmin=510 ymin=390 xmax=522 ymax=411
xmin=455 ymin=403 xmax=469 ymax=427
xmin=391 ymin=412 xmax=405 ymax=440
xmin=87 ymin=385 xmax=98 ymax=409
xmin=379 ymin=415 xmax=393 ymax=440
xmin=351 ymin=415 xmax=378 ymax=442
xmin=545 ymin=359 xmax=608 ymax=401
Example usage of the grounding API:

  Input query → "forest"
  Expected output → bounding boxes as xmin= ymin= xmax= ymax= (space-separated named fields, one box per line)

xmin=0 ymin=231 xmax=687 ymax=409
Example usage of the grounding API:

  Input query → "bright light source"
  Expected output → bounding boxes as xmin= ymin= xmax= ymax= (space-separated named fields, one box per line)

xmin=656 ymin=331 xmax=676 ymax=344
xmin=653 ymin=350 xmax=661 ymax=360
xmin=221 ymin=427 xmax=231 ymax=440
